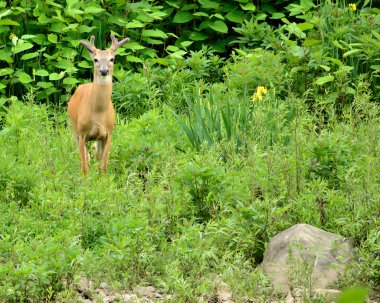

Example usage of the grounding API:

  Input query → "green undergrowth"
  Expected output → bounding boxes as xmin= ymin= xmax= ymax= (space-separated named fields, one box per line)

xmin=0 ymin=81 xmax=379 ymax=302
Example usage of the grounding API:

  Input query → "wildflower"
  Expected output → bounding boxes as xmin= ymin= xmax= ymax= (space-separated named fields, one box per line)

xmin=252 ymin=86 xmax=268 ymax=101
xmin=348 ymin=3 xmax=356 ymax=11
xmin=9 ymin=33 xmax=16 ymax=40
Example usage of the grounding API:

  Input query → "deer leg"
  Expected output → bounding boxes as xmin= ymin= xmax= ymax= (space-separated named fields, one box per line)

xmin=98 ymin=136 xmax=111 ymax=173
xmin=78 ymin=135 xmax=88 ymax=175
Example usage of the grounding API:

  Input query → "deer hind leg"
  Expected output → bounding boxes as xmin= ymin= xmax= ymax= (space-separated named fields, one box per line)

xmin=78 ymin=135 xmax=89 ymax=175
xmin=96 ymin=136 xmax=111 ymax=173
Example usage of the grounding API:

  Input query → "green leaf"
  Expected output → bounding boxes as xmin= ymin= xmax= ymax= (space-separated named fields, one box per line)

xmin=37 ymin=81 xmax=54 ymax=89
xmin=225 ymin=10 xmax=245 ymax=23
xmin=18 ymin=72 xmax=33 ymax=84
xmin=240 ymin=3 xmax=256 ymax=11
xmin=63 ymin=77 xmax=80 ymax=85
xmin=33 ymin=69 xmax=49 ymax=77
xmin=125 ymin=42 xmax=145 ymax=51
xmin=0 ymin=83 xmax=6 ymax=90
xmin=152 ymin=58 xmax=170 ymax=66
xmin=302 ymin=39 xmax=321 ymax=47
xmin=173 ymin=11 xmax=193 ymax=23
xmin=14 ymin=42 xmax=34 ymax=54
xmin=47 ymin=34 xmax=58 ymax=43
xmin=271 ymin=12 xmax=285 ymax=19
xmin=333 ymin=40 xmax=345 ymax=50
xmin=297 ymin=22 xmax=314 ymax=31
xmin=189 ymin=31 xmax=209 ymax=41
xmin=127 ymin=55 xmax=143 ymax=63
xmin=169 ymin=50 xmax=187 ymax=59
xmin=209 ymin=20 xmax=228 ymax=33
xmin=180 ymin=41 xmax=193 ymax=47
xmin=84 ymin=6 xmax=105 ymax=14
xmin=49 ymin=71 xmax=65 ymax=81
xmin=0 ymin=19 xmax=20 ymax=26
xmin=142 ymin=29 xmax=168 ymax=39
xmin=193 ymin=12 xmax=209 ymax=17
xmin=79 ymin=25 xmax=97 ymax=33
xmin=0 ymin=68 xmax=13 ymax=76
xmin=126 ymin=20 xmax=145 ymax=28
xmin=315 ymin=75 xmax=334 ymax=85
xmin=198 ymin=0 xmax=219 ymax=9
xmin=166 ymin=45 xmax=179 ymax=52
xmin=21 ymin=52 xmax=40 ymax=60
xmin=319 ymin=65 xmax=331 ymax=71
xmin=343 ymin=49 xmax=361 ymax=57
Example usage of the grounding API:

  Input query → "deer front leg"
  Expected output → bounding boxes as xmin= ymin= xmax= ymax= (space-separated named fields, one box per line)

xmin=78 ymin=135 xmax=89 ymax=175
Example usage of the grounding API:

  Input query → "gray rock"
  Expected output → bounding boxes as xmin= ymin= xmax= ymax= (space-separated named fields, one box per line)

xmin=262 ymin=224 xmax=354 ymax=294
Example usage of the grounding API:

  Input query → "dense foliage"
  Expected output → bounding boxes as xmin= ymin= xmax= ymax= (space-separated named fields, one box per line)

xmin=0 ymin=0 xmax=379 ymax=302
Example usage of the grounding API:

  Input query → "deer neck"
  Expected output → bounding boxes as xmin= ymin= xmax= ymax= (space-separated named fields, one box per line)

xmin=90 ymin=75 xmax=113 ymax=112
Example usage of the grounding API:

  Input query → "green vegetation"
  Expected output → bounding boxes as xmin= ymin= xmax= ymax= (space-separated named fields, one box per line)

xmin=0 ymin=0 xmax=379 ymax=302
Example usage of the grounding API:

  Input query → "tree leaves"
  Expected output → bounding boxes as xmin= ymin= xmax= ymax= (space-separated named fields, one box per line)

xmin=209 ymin=20 xmax=228 ymax=33
xmin=173 ymin=11 xmax=193 ymax=23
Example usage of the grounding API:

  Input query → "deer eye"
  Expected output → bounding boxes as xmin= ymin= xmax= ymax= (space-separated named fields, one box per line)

xmin=110 ymin=58 xmax=114 ymax=62
xmin=94 ymin=58 xmax=98 ymax=63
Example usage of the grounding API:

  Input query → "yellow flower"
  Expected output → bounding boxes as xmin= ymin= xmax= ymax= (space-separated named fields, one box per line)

xmin=348 ymin=3 xmax=356 ymax=11
xmin=252 ymin=86 xmax=268 ymax=101
xmin=9 ymin=33 xmax=16 ymax=40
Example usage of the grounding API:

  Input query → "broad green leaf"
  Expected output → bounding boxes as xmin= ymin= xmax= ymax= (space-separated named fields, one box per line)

xmin=182 ymin=4 xmax=198 ymax=10
xmin=180 ymin=40 xmax=193 ymax=47
xmin=78 ymin=61 xmax=92 ymax=69
xmin=127 ymin=55 xmax=143 ymax=63
xmin=343 ymin=49 xmax=361 ymax=57
xmin=167 ymin=45 xmax=179 ymax=52
xmin=33 ymin=69 xmax=49 ymax=77
xmin=198 ymin=0 xmax=219 ymax=9
xmin=46 ymin=0 xmax=63 ymax=8
xmin=297 ymin=22 xmax=314 ymax=31
xmin=152 ymin=58 xmax=170 ymax=66
xmin=20 ymin=35 xmax=36 ymax=40
xmin=14 ymin=42 xmax=34 ymax=54
xmin=315 ymin=75 xmax=334 ymax=85
xmin=0 ymin=68 xmax=13 ymax=76
xmin=271 ymin=13 xmax=285 ymax=19
xmin=225 ymin=10 xmax=245 ymax=23
xmin=212 ymin=13 xmax=224 ymax=20
xmin=209 ymin=20 xmax=228 ymax=33
xmin=370 ymin=65 xmax=380 ymax=72
xmin=55 ymin=59 xmax=74 ymax=70
xmin=84 ymin=6 xmax=105 ymax=14
xmin=126 ymin=19 xmax=145 ymax=28
xmin=37 ymin=81 xmax=54 ymax=89
xmin=142 ymin=29 xmax=168 ymax=39
xmin=319 ymin=65 xmax=331 ymax=71
xmin=79 ymin=25 xmax=96 ymax=33
xmin=0 ymin=50 xmax=13 ymax=63
xmin=300 ymin=0 xmax=315 ymax=10
xmin=302 ymin=39 xmax=321 ymax=47
xmin=165 ymin=1 xmax=180 ymax=8
xmin=143 ymin=38 xmax=164 ymax=45
xmin=173 ymin=11 xmax=193 ymax=23
xmin=0 ymin=83 xmax=6 ymax=90
xmin=193 ymin=12 xmax=209 ymax=17
xmin=0 ymin=19 xmax=19 ymax=26
xmin=63 ymin=77 xmax=79 ymax=85
xmin=49 ymin=71 xmax=65 ymax=81
xmin=125 ymin=42 xmax=145 ymax=51
xmin=189 ymin=31 xmax=209 ymax=41
xmin=0 ymin=9 xmax=12 ymax=19
xmin=169 ymin=50 xmax=187 ymax=59
xmin=240 ymin=3 xmax=256 ymax=11
xmin=18 ymin=72 xmax=33 ymax=84
xmin=61 ymin=47 xmax=78 ymax=59
xmin=47 ymin=33 xmax=58 ymax=43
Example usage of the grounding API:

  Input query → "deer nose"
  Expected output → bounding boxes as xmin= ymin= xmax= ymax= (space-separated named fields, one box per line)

xmin=100 ymin=67 xmax=109 ymax=76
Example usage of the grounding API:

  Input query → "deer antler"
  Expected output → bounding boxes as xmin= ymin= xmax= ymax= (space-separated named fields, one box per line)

xmin=80 ymin=35 xmax=97 ymax=53
xmin=109 ymin=34 xmax=130 ymax=52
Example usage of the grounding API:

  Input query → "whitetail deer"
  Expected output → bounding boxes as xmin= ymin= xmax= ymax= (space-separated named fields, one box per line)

xmin=68 ymin=34 xmax=129 ymax=174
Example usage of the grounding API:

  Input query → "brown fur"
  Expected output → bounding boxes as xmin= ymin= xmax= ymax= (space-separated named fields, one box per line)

xmin=68 ymin=34 xmax=129 ymax=174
